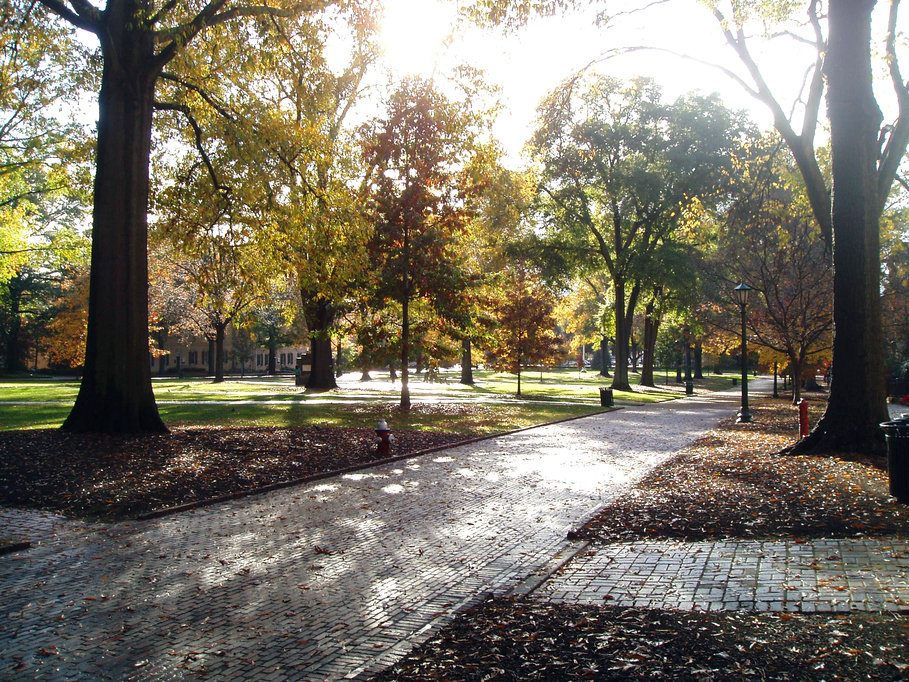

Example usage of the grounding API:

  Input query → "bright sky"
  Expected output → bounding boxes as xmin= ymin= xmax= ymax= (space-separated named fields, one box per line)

xmin=377 ymin=0 xmax=902 ymax=166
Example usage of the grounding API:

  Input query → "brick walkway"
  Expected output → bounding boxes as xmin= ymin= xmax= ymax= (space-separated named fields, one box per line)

xmin=534 ymin=538 xmax=909 ymax=612
xmin=1 ymin=391 xmax=738 ymax=681
xmin=2 ymin=383 xmax=906 ymax=680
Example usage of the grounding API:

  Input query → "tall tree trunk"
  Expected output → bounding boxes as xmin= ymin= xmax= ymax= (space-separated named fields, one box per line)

xmin=266 ymin=330 xmax=277 ymax=375
xmin=154 ymin=328 xmax=168 ymax=376
xmin=214 ymin=322 xmax=227 ymax=383
xmin=694 ymin=342 xmax=704 ymax=379
xmin=611 ymin=281 xmax=632 ymax=391
xmin=793 ymin=0 xmax=887 ymax=454
xmin=599 ymin=336 xmax=611 ymax=378
xmin=62 ymin=25 xmax=165 ymax=433
xmin=791 ymin=357 xmax=804 ymax=405
xmin=304 ymin=296 xmax=338 ymax=391
xmin=400 ymin=294 xmax=411 ymax=408
xmin=4 ymin=278 xmax=23 ymax=372
xmin=641 ymin=300 xmax=659 ymax=387
xmin=460 ymin=338 xmax=474 ymax=385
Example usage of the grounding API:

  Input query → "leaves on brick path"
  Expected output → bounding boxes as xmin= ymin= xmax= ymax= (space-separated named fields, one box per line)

xmin=373 ymin=598 xmax=909 ymax=681
xmin=3 ymin=397 xmax=908 ymax=678
xmin=0 ymin=426 xmax=468 ymax=520
xmin=575 ymin=400 xmax=909 ymax=542
xmin=375 ymin=398 xmax=909 ymax=681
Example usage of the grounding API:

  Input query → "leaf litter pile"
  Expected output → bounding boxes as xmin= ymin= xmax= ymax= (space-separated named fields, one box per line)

xmin=0 ymin=425 xmax=468 ymax=520
xmin=574 ymin=399 xmax=909 ymax=542
xmin=376 ymin=398 xmax=909 ymax=681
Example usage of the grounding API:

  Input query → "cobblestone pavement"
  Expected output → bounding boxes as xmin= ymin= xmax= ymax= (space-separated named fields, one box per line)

xmin=534 ymin=538 xmax=909 ymax=612
xmin=1 ymin=391 xmax=739 ymax=681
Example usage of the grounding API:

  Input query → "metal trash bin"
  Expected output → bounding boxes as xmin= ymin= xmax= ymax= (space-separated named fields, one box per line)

xmin=599 ymin=387 xmax=613 ymax=407
xmin=880 ymin=416 xmax=909 ymax=503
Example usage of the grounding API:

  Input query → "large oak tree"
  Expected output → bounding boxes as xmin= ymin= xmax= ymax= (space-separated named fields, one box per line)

xmin=36 ymin=0 xmax=337 ymax=433
xmin=706 ymin=0 xmax=909 ymax=454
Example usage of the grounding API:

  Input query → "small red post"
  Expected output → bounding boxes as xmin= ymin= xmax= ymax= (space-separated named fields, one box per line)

xmin=798 ymin=399 xmax=810 ymax=438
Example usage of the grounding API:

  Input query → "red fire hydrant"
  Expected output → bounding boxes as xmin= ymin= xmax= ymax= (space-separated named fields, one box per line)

xmin=798 ymin=399 xmax=810 ymax=438
xmin=375 ymin=419 xmax=392 ymax=456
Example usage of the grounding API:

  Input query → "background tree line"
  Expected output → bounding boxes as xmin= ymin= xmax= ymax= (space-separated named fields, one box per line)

xmin=1 ymin=0 xmax=907 ymax=460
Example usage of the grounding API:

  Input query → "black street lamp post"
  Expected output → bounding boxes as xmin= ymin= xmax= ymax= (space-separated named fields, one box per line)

xmin=734 ymin=283 xmax=752 ymax=423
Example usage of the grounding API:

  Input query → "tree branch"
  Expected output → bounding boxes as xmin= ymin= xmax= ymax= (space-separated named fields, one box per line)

xmin=877 ymin=0 xmax=909 ymax=210
xmin=154 ymin=100 xmax=232 ymax=200
xmin=585 ymin=45 xmax=759 ymax=99
xmin=158 ymin=72 xmax=238 ymax=123
xmin=712 ymin=4 xmax=832 ymax=245
xmin=35 ymin=0 xmax=101 ymax=33
xmin=153 ymin=1 xmax=336 ymax=70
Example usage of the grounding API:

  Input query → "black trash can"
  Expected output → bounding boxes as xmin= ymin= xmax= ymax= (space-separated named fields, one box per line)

xmin=880 ymin=417 xmax=909 ymax=503
xmin=685 ymin=381 xmax=694 ymax=395
xmin=599 ymin=387 xmax=613 ymax=407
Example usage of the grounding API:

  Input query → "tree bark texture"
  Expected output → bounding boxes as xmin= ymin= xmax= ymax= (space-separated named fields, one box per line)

xmin=611 ymin=281 xmax=632 ymax=391
xmin=4 ymin=278 xmax=23 ymax=372
xmin=599 ymin=336 xmax=611 ymax=378
xmin=794 ymin=0 xmax=888 ymax=454
xmin=267 ymin=332 xmax=278 ymax=376
xmin=611 ymin=281 xmax=640 ymax=391
xmin=62 ymin=21 xmax=165 ymax=433
xmin=213 ymin=323 xmax=227 ymax=383
xmin=305 ymin=297 xmax=338 ymax=391
xmin=460 ymin=338 xmax=474 ymax=385
xmin=400 ymin=293 xmax=411 ymax=408
xmin=640 ymin=300 xmax=659 ymax=387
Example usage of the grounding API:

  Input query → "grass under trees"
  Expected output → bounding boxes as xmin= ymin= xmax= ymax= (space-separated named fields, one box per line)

xmin=0 ymin=368 xmax=736 ymax=432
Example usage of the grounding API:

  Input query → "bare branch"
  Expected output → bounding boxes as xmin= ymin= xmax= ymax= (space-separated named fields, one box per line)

xmin=159 ymin=72 xmax=237 ymax=123
xmin=35 ymin=0 xmax=101 ymax=33
xmin=154 ymin=1 xmax=336 ymax=71
xmin=154 ymin=100 xmax=232 ymax=200
xmin=710 ymin=4 xmax=832 ymax=245
xmin=799 ymin=0 xmax=827 ymax=148
xmin=877 ymin=0 xmax=909 ymax=209
xmin=595 ymin=0 xmax=671 ymax=26
xmin=584 ymin=45 xmax=760 ymax=98
xmin=150 ymin=0 xmax=181 ymax=25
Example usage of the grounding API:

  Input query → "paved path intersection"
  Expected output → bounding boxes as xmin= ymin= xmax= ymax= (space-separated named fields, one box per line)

xmin=1 ymin=383 xmax=906 ymax=680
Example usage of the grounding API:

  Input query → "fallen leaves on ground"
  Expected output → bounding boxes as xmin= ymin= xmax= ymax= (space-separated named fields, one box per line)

xmin=374 ymin=597 xmax=909 ymax=681
xmin=376 ymin=397 xmax=909 ymax=681
xmin=0 ymin=426 xmax=469 ymax=519
xmin=575 ymin=399 xmax=909 ymax=542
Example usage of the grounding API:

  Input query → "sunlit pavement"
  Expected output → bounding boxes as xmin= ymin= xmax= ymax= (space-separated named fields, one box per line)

xmin=10 ymin=380 xmax=909 ymax=680
xmin=5 ymin=380 xmax=897 ymax=680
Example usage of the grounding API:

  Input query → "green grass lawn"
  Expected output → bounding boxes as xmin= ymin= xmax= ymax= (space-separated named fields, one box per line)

xmin=0 ymin=367 xmax=735 ymax=432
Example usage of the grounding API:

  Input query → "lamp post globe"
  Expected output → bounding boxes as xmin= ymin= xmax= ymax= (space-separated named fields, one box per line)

xmin=734 ymin=283 xmax=752 ymax=423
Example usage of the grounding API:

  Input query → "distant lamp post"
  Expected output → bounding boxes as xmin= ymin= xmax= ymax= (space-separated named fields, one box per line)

xmin=733 ymin=283 xmax=752 ymax=423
